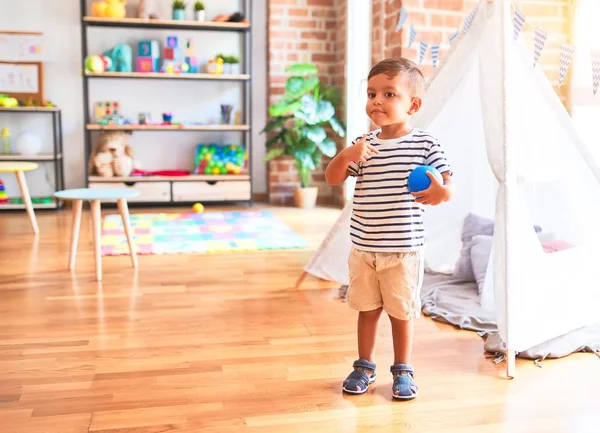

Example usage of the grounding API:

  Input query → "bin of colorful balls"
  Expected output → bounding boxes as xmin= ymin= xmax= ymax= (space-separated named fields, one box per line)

xmin=193 ymin=143 xmax=248 ymax=175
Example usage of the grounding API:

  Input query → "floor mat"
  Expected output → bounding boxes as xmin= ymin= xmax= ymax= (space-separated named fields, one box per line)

xmin=101 ymin=210 xmax=309 ymax=256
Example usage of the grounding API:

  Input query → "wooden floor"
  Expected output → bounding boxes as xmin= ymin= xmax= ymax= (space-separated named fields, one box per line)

xmin=1 ymin=204 xmax=599 ymax=433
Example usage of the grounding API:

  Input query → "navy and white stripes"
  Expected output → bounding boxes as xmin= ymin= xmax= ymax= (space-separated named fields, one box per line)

xmin=347 ymin=129 xmax=451 ymax=252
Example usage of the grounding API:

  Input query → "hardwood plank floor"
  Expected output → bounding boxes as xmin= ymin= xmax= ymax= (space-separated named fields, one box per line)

xmin=1 ymin=204 xmax=598 ymax=433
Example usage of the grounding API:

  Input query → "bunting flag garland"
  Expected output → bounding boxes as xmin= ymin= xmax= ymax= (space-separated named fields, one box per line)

xmin=592 ymin=50 xmax=600 ymax=96
xmin=418 ymin=40 xmax=428 ymax=64
xmin=396 ymin=5 xmax=408 ymax=31
xmin=407 ymin=25 xmax=417 ymax=49
xmin=513 ymin=8 xmax=526 ymax=41
xmin=558 ymin=43 xmax=575 ymax=87
xmin=533 ymin=27 xmax=547 ymax=66
xmin=431 ymin=44 xmax=440 ymax=68
xmin=462 ymin=5 xmax=478 ymax=34
xmin=449 ymin=30 xmax=459 ymax=46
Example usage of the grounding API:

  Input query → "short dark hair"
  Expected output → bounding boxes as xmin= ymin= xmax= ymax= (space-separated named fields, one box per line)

xmin=368 ymin=58 xmax=425 ymax=96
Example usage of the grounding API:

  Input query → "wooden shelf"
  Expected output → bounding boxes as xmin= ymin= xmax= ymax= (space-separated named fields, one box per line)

xmin=89 ymin=174 xmax=250 ymax=182
xmin=0 ymin=202 xmax=57 ymax=210
xmin=86 ymin=124 xmax=250 ymax=131
xmin=82 ymin=16 xmax=250 ymax=31
xmin=0 ymin=153 xmax=62 ymax=161
xmin=85 ymin=71 xmax=250 ymax=81
xmin=0 ymin=106 xmax=60 ymax=112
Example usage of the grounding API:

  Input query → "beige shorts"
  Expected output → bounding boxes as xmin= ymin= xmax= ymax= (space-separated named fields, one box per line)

xmin=347 ymin=246 xmax=424 ymax=320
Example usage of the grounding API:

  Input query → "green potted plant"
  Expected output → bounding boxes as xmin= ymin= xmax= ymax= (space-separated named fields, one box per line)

xmin=172 ymin=0 xmax=187 ymax=20
xmin=193 ymin=1 xmax=205 ymax=21
xmin=263 ymin=63 xmax=346 ymax=208
xmin=229 ymin=55 xmax=240 ymax=74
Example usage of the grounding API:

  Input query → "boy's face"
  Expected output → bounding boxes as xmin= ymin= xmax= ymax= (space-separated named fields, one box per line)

xmin=366 ymin=73 xmax=421 ymax=127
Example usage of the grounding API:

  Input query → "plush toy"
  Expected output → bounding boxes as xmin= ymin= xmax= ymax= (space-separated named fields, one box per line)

xmin=88 ymin=131 xmax=136 ymax=177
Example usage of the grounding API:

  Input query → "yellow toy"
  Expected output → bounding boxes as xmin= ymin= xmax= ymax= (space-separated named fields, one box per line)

xmin=206 ymin=58 xmax=224 ymax=74
xmin=193 ymin=202 xmax=204 ymax=213
xmin=91 ymin=0 xmax=126 ymax=18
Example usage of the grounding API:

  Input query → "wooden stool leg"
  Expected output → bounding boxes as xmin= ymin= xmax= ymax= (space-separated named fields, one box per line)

xmin=15 ymin=170 xmax=39 ymax=235
xmin=91 ymin=200 xmax=102 ymax=281
xmin=69 ymin=200 xmax=83 ymax=270
xmin=117 ymin=198 xmax=138 ymax=268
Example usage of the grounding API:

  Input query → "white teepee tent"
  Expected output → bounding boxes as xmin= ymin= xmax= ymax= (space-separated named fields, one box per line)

xmin=300 ymin=0 xmax=600 ymax=377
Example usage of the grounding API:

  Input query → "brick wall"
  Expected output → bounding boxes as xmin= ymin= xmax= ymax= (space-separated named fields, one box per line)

xmin=375 ymin=0 xmax=572 ymax=102
xmin=267 ymin=0 xmax=346 ymax=206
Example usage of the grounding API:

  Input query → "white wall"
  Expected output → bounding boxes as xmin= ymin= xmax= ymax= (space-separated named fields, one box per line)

xmin=0 ymin=0 xmax=266 ymax=198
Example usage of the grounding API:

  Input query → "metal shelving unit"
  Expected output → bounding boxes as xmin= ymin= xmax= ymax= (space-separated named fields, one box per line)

xmin=79 ymin=1 xmax=253 ymax=206
xmin=0 ymin=107 xmax=65 ymax=211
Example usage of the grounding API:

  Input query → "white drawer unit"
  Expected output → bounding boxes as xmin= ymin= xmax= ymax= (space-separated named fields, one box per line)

xmin=89 ymin=182 xmax=171 ymax=202
xmin=172 ymin=180 xmax=251 ymax=202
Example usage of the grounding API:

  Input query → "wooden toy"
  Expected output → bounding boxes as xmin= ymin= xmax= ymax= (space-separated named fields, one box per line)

xmin=136 ymin=57 xmax=155 ymax=73
xmin=94 ymin=101 xmax=121 ymax=122
xmin=138 ymin=40 xmax=159 ymax=72
xmin=0 ymin=179 xmax=8 ymax=203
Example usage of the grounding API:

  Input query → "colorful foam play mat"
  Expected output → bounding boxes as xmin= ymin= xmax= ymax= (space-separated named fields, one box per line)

xmin=101 ymin=210 xmax=309 ymax=256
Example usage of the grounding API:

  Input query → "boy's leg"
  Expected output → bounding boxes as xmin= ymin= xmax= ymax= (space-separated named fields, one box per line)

xmin=343 ymin=247 xmax=382 ymax=394
xmin=378 ymin=251 xmax=424 ymax=400
xmin=358 ymin=307 xmax=384 ymax=362
xmin=389 ymin=315 xmax=414 ymax=365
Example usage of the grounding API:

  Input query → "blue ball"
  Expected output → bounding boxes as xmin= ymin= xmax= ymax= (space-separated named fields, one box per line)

xmin=408 ymin=165 xmax=443 ymax=193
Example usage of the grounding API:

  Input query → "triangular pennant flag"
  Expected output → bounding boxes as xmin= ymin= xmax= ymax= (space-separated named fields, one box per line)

xmin=533 ymin=27 xmax=547 ymax=66
xmin=431 ymin=44 xmax=440 ymax=68
xmin=462 ymin=5 xmax=478 ymax=34
xmin=418 ymin=40 xmax=428 ymax=64
xmin=449 ymin=29 xmax=459 ymax=46
xmin=513 ymin=8 xmax=525 ymax=41
xmin=407 ymin=25 xmax=417 ymax=49
xmin=395 ymin=5 xmax=408 ymax=31
xmin=558 ymin=43 xmax=575 ymax=87
xmin=592 ymin=50 xmax=600 ymax=95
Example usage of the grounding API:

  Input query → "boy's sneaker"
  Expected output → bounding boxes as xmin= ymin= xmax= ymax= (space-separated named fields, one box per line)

xmin=342 ymin=359 xmax=377 ymax=394
xmin=390 ymin=363 xmax=418 ymax=400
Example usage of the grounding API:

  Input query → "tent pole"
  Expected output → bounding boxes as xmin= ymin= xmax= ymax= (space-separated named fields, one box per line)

xmin=295 ymin=271 xmax=308 ymax=289
xmin=506 ymin=349 xmax=515 ymax=379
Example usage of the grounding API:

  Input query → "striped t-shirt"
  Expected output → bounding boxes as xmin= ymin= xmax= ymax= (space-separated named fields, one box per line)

xmin=347 ymin=128 xmax=452 ymax=252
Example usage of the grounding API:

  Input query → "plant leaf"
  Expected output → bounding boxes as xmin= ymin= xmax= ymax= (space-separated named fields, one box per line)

xmin=311 ymin=148 xmax=323 ymax=169
xmin=303 ymin=126 xmax=326 ymax=144
xmin=317 ymin=137 xmax=337 ymax=158
xmin=285 ymin=63 xmax=318 ymax=76
xmin=264 ymin=148 xmax=285 ymax=161
xmin=328 ymin=116 xmax=346 ymax=137
xmin=262 ymin=115 xmax=292 ymax=133
xmin=295 ymin=95 xmax=335 ymax=125
xmin=285 ymin=77 xmax=306 ymax=94
xmin=321 ymin=87 xmax=342 ymax=107
xmin=268 ymin=96 xmax=303 ymax=117
xmin=265 ymin=131 xmax=285 ymax=148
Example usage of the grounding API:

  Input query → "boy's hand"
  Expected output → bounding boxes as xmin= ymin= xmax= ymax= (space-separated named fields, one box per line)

xmin=412 ymin=172 xmax=452 ymax=206
xmin=343 ymin=134 xmax=380 ymax=163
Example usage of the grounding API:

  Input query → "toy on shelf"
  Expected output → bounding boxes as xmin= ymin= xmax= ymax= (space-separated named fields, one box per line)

xmin=193 ymin=143 xmax=248 ymax=175
xmin=103 ymin=44 xmax=133 ymax=72
xmin=89 ymin=131 xmax=137 ymax=177
xmin=160 ymin=35 xmax=197 ymax=73
xmin=91 ymin=0 xmax=127 ymax=18
xmin=185 ymin=39 xmax=199 ymax=73
xmin=85 ymin=54 xmax=113 ymax=73
xmin=137 ymin=40 xmax=159 ymax=72
xmin=206 ymin=57 xmax=224 ymax=74
xmin=94 ymin=101 xmax=121 ymax=122
xmin=0 ymin=95 xmax=18 ymax=108
xmin=213 ymin=12 xmax=249 ymax=23
xmin=0 ymin=180 xmax=7 ymax=203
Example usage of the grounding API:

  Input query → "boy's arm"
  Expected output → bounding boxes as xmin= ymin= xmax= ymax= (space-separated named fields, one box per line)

xmin=325 ymin=135 xmax=379 ymax=185
xmin=325 ymin=151 xmax=353 ymax=185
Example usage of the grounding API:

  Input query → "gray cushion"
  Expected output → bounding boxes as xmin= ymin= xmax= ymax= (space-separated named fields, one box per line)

xmin=452 ymin=213 xmax=543 ymax=281
xmin=470 ymin=234 xmax=493 ymax=294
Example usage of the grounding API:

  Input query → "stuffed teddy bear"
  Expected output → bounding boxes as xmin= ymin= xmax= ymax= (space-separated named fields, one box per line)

xmin=88 ymin=131 xmax=136 ymax=177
